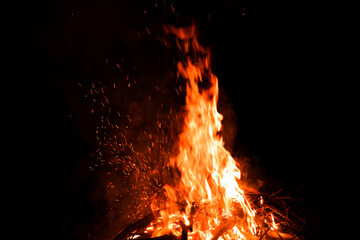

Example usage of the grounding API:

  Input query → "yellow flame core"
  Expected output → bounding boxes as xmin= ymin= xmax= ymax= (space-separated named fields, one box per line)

xmin=152 ymin=25 xmax=257 ymax=239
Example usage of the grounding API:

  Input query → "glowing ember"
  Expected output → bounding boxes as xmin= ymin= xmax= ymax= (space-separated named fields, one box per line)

xmin=148 ymin=25 xmax=261 ymax=240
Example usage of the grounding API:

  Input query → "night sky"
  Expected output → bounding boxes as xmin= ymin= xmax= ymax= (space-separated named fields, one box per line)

xmin=7 ymin=0 xmax=350 ymax=239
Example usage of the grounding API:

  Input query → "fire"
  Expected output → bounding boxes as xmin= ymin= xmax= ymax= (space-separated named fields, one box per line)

xmin=149 ymin=25 xmax=259 ymax=240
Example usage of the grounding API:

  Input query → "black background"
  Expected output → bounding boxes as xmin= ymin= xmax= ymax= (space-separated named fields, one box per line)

xmin=6 ymin=0 xmax=351 ymax=239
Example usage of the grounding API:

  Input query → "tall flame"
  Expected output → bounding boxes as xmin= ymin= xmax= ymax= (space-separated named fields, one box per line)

xmin=151 ymin=25 xmax=258 ymax=240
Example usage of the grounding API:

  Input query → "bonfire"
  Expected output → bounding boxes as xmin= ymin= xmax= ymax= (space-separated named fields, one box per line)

xmin=109 ymin=25 xmax=303 ymax=240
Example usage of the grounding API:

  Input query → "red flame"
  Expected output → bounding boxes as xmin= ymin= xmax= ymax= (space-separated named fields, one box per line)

xmin=148 ymin=25 xmax=265 ymax=240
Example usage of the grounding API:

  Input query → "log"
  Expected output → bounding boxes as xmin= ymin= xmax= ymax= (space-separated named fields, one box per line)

xmin=210 ymin=218 xmax=237 ymax=240
xmin=112 ymin=213 xmax=156 ymax=240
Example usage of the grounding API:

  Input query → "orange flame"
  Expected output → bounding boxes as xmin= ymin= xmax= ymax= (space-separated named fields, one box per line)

xmin=151 ymin=25 xmax=259 ymax=240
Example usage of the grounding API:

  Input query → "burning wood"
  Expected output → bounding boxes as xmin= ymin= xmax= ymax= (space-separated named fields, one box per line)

xmin=113 ymin=194 xmax=303 ymax=240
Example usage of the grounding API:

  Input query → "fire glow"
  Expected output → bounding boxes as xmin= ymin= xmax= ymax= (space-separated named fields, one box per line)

xmin=148 ymin=25 xmax=262 ymax=240
xmin=109 ymin=25 xmax=303 ymax=240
